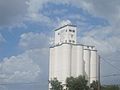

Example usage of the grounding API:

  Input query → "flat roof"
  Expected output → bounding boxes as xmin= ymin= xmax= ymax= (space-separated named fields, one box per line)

xmin=55 ymin=24 xmax=77 ymax=31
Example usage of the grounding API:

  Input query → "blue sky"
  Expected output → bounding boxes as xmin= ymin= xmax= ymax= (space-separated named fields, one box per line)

xmin=0 ymin=0 xmax=120 ymax=90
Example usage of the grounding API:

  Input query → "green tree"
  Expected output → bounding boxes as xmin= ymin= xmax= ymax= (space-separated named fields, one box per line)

xmin=90 ymin=81 xmax=99 ymax=90
xmin=66 ymin=75 xmax=89 ymax=90
xmin=49 ymin=78 xmax=63 ymax=90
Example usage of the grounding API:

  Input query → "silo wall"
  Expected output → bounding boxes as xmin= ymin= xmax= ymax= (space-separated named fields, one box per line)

xmin=49 ymin=48 xmax=55 ymax=80
xmin=54 ymin=45 xmax=65 ymax=82
xmin=90 ymin=50 xmax=97 ymax=83
xmin=76 ymin=45 xmax=84 ymax=76
xmin=71 ymin=44 xmax=84 ymax=77
xmin=49 ymin=47 xmax=55 ymax=90
xmin=61 ymin=44 xmax=71 ymax=84
xmin=84 ymin=48 xmax=90 ymax=84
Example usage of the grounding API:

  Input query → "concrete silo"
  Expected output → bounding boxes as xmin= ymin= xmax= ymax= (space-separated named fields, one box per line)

xmin=61 ymin=44 xmax=71 ymax=84
xmin=90 ymin=49 xmax=97 ymax=83
xmin=76 ymin=45 xmax=84 ymax=76
xmin=49 ymin=47 xmax=55 ymax=89
xmin=49 ymin=47 xmax=55 ymax=80
xmin=84 ymin=46 xmax=91 ymax=85
xmin=71 ymin=44 xmax=84 ymax=77
xmin=53 ymin=46 xmax=59 ymax=79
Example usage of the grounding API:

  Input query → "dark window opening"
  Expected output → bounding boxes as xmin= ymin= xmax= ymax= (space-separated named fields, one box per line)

xmin=71 ymin=34 xmax=73 ymax=38
xmin=69 ymin=29 xmax=72 ymax=32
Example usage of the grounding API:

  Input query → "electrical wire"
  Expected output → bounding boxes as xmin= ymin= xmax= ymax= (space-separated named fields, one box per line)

xmin=101 ymin=57 xmax=120 ymax=73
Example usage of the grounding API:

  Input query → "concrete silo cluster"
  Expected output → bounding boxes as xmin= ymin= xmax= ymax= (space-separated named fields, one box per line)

xmin=49 ymin=23 xmax=100 ymax=89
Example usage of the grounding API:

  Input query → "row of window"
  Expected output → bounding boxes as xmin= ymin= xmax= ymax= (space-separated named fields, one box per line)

xmin=66 ymin=29 xmax=75 ymax=32
xmin=87 ymin=46 xmax=94 ymax=49
xmin=58 ymin=29 xmax=75 ymax=35
xmin=65 ymin=40 xmax=75 ymax=43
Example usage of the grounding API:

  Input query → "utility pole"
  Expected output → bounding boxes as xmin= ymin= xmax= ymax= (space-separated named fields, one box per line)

xmin=98 ymin=55 xmax=100 ymax=90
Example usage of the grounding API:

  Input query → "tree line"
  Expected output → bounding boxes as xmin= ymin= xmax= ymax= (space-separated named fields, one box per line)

xmin=49 ymin=75 xmax=120 ymax=90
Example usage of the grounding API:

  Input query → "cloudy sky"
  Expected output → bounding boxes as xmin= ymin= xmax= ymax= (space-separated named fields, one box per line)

xmin=0 ymin=0 xmax=120 ymax=90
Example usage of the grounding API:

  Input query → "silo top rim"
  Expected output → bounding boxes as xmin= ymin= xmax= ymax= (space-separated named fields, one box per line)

xmin=83 ymin=44 xmax=95 ymax=47
xmin=84 ymin=49 xmax=97 ymax=51
xmin=91 ymin=50 xmax=97 ymax=52
xmin=55 ymin=24 xmax=77 ymax=31
xmin=49 ymin=43 xmax=83 ymax=48
xmin=49 ymin=43 xmax=97 ymax=48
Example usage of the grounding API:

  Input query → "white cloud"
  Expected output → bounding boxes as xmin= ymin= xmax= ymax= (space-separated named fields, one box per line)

xmin=19 ymin=32 xmax=50 ymax=50
xmin=0 ymin=0 xmax=29 ymax=27
xmin=0 ymin=31 xmax=49 ymax=84
xmin=0 ymin=33 xmax=5 ymax=44
xmin=57 ymin=20 xmax=72 ymax=27
xmin=70 ymin=0 xmax=120 ymax=24
xmin=0 ymin=32 xmax=50 ymax=84
xmin=0 ymin=0 xmax=54 ymax=28
xmin=0 ymin=0 xmax=120 ymax=28
xmin=79 ymin=26 xmax=120 ymax=55
xmin=0 ymin=48 xmax=48 ymax=83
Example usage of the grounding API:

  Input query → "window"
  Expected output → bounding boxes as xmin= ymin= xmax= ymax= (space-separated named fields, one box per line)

xmin=69 ymin=40 xmax=71 ymax=42
xmin=71 ymin=34 xmax=73 ymax=38
xmin=69 ymin=29 xmax=72 ymax=32
xmin=69 ymin=29 xmax=75 ymax=32
xmin=73 ymin=40 xmax=75 ymax=43
xmin=91 ymin=46 xmax=94 ymax=49
xmin=58 ymin=33 xmax=60 ymax=35
xmin=66 ymin=30 xmax=67 ymax=32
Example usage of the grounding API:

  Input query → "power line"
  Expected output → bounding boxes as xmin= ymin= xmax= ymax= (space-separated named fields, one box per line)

xmin=101 ymin=57 xmax=120 ymax=73
xmin=102 ymin=74 xmax=120 ymax=78
xmin=90 ymin=73 xmax=120 ymax=79
xmin=90 ymin=56 xmax=120 ymax=79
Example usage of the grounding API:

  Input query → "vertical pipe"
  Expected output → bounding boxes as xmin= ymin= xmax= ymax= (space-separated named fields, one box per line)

xmin=98 ymin=55 xmax=100 ymax=90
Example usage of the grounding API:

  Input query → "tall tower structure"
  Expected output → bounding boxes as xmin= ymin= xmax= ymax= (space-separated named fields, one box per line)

xmin=49 ymin=22 xmax=100 ymax=89
xmin=55 ymin=24 xmax=77 ymax=45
